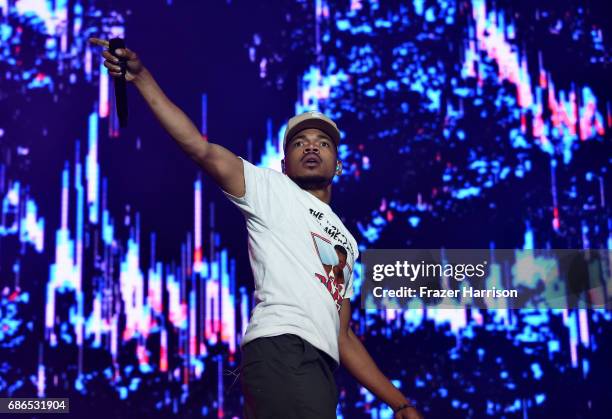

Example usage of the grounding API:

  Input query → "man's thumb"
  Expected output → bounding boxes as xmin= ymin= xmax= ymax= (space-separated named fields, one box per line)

xmin=119 ymin=48 xmax=137 ymax=60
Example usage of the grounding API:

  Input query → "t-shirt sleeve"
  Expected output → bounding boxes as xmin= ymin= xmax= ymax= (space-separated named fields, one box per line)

xmin=220 ymin=157 xmax=283 ymax=226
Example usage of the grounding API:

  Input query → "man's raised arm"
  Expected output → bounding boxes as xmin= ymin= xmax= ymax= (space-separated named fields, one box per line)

xmin=88 ymin=37 xmax=245 ymax=198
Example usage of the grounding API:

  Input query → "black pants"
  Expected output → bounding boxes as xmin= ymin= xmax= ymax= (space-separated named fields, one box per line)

xmin=240 ymin=333 xmax=339 ymax=419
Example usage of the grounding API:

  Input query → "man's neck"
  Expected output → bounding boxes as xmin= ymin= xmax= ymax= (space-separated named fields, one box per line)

xmin=288 ymin=175 xmax=333 ymax=205
xmin=306 ymin=188 xmax=332 ymax=205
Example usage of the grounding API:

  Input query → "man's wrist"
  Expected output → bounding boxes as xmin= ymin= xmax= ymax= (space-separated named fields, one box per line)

xmin=393 ymin=400 xmax=416 ymax=413
xmin=132 ymin=67 xmax=151 ymax=86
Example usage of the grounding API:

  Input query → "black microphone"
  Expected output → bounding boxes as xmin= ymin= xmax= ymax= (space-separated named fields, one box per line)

xmin=109 ymin=37 xmax=128 ymax=128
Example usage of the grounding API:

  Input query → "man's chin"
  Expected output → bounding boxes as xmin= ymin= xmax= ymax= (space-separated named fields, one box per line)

xmin=289 ymin=174 xmax=332 ymax=190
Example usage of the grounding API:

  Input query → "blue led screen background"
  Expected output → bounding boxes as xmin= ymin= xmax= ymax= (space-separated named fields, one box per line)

xmin=0 ymin=0 xmax=610 ymax=418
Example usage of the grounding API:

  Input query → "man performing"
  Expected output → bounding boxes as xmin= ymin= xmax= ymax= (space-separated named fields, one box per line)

xmin=90 ymin=37 xmax=423 ymax=419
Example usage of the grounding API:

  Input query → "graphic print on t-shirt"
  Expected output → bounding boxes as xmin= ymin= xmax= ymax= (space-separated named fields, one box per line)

xmin=311 ymin=233 xmax=353 ymax=311
xmin=308 ymin=209 xmax=356 ymax=258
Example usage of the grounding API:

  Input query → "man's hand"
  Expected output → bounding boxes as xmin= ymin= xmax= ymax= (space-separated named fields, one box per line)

xmin=394 ymin=406 xmax=424 ymax=419
xmin=89 ymin=37 xmax=144 ymax=82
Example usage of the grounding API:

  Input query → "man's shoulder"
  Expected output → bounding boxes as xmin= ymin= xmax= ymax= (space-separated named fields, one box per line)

xmin=242 ymin=158 xmax=286 ymax=179
xmin=241 ymin=158 xmax=301 ymax=201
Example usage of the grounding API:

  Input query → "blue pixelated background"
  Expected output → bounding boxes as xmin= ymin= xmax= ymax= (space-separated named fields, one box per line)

xmin=0 ymin=0 xmax=611 ymax=418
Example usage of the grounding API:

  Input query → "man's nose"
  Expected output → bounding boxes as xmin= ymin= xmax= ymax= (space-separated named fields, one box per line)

xmin=304 ymin=143 xmax=320 ymax=153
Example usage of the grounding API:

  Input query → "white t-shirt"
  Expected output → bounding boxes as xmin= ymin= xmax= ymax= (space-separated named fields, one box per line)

xmin=222 ymin=157 xmax=359 ymax=365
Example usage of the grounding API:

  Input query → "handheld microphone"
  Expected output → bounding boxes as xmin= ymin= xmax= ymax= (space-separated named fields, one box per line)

xmin=109 ymin=37 xmax=128 ymax=128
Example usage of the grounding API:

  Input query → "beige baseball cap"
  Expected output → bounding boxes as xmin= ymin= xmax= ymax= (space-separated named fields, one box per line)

xmin=283 ymin=111 xmax=341 ymax=151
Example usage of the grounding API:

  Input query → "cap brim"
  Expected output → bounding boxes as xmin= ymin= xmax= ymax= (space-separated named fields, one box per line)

xmin=284 ymin=119 xmax=340 ymax=150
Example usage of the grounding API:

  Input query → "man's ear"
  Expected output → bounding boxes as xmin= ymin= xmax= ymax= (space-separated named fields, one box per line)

xmin=281 ymin=159 xmax=286 ymax=174
xmin=335 ymin=160 xmax=343 ymax=176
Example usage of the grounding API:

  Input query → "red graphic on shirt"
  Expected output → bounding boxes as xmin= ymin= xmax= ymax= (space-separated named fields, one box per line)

xmin=311 ymin=233 xmax=352 ymax=311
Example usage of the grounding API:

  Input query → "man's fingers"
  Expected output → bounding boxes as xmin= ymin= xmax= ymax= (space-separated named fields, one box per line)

xmin=103 ymin=60 xmax=122 ymax=73
xmin=115 ymin=48 xmax=137 ymax=60
xmin=89 ymin=38 xmax=138 ymax=63
xmin=102 ymin=50 xmax=119 ymax=63
xmin=88 ymin=37 xmax=109 ymax=48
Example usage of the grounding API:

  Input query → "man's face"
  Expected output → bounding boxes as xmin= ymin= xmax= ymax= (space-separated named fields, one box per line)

xmin=333 ymin=250 xmax=347 ymax=284
xmin=336 ymin=252 xmax=347 ymax=270
xmin=283 ymin=128 xmax=339 ymax=189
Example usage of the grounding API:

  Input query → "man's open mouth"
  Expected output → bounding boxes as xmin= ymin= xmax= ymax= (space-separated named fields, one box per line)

xmin=303 ymin=158 xmax=321 ymax=167
xmin=302 ymin=154 xmax=321 ymax=165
